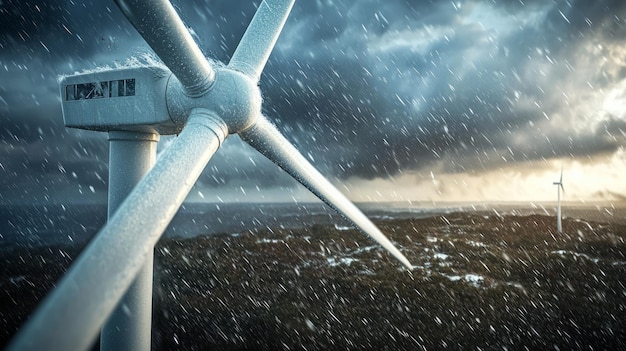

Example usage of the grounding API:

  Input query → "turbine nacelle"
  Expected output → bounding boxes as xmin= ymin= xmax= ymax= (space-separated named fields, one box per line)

xmin=61 ymin=65 xmax=261 ymax=135
xmin=61 ymin=66 xmax=173 ymax=134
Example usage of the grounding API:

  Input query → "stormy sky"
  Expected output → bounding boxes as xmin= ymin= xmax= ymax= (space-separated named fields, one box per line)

xmin=1 ymin=0 xmax=626 ymax=205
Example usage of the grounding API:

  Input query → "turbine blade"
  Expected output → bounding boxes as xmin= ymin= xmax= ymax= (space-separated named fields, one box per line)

xmin=228 ymin=0 xmax=295 ymax=81
xmin=113 ymin=0 xmax=215 ymax=96
xmin=240 ymin=116 xmax=413 ymax=270
xmin=7 ymin=110 xmax=228 ymax=351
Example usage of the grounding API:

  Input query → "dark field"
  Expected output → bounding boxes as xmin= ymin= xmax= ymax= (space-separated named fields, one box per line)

xmin=1 ymin=212 xmax=626 ymax=350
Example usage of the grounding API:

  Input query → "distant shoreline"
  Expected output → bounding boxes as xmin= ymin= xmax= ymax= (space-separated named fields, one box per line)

xmin=1 ymin=201 xmax=624 ymax=251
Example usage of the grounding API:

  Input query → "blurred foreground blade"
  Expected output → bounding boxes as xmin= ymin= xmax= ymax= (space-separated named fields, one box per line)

xmin=7 ymin=110 xmax=228 ymax=351
xmin=114 ymin=0 xmax=215 ymax=96
xmin=228 ymin=0 xmax=295 ymax=81
xmin=240 ymin=116 xmax=413 ymax=270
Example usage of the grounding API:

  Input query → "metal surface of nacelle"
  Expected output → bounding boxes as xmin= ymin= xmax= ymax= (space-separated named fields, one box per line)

xmin=60 ymin=65 xmax=261 ymax=135
xmin=60 ymin=66 xmax=178 ymax=134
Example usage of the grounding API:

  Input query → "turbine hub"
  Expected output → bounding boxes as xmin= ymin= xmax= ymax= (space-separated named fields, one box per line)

xmin=166 ymin=66 xmax=261 ymax=134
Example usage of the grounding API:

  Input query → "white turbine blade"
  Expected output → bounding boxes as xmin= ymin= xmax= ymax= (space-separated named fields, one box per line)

xmin=113 ymin=0 xmax=215 ymax=96
xmin=7 ymin=110 xmax=228 ymax=351
xmin=240 ymin=116 xmax=413 ymax=270
xmin=228 ymin=0 xmax=295 ymax=81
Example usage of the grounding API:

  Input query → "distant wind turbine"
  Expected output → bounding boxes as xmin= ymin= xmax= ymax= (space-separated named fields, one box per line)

xmin=553 ymin=166 xmax=564 ymax=233
xmin=7 ymin=0 xmax=412 ymax=350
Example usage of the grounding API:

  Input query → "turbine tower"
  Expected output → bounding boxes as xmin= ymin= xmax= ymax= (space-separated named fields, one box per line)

xmin=8 ymin=1 xmax=412 ymax=350
xmin=553 ymin=166 xmax=564 ymax=233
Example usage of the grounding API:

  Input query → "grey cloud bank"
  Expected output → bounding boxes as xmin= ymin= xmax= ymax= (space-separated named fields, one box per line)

xmin=1 ymin=0 xmax=625 ymax=204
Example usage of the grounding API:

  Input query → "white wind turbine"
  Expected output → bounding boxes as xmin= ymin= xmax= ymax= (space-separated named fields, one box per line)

xmin=553 ymin=166 xmax=564 ymax=233
xmin=8 ymin=1 xmax=412 ymax=350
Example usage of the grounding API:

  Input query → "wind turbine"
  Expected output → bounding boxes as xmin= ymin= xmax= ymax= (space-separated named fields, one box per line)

xmin=8 ymin=1 xmax=412 ymax=350
xmin=553 ymin=166 xmax=564 ymax=233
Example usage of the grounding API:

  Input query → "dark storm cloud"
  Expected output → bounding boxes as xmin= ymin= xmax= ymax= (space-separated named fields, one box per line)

xmin=1 ymin=0 xmax=626 ymax=204
xmin=0 ymin=100 xmax=109 ymax=203
xmin=0 ymin=0 xmax=147 ymax=203
xmin=0 ymin=0 xmax=138 ymax=61
xmin=254 ymin=0 xmax=626 ymax=179
xmin=257 ymin=1 xmax=507 ymax=177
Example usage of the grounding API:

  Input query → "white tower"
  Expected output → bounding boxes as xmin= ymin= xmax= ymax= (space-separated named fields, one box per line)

xmin=553 ymin=167 xmax=564 ymax=233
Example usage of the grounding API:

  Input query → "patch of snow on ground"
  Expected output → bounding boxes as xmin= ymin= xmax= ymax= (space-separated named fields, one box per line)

xmin=257 ymin=238 xmax=284 ymax=244
xmin=434 ymin=253 xmax=449 ymax=260
xmin=467 ymin=240 xmax=486 ymax=247
xmin=352 ymin=245 xmax=378 ymax=255
xmin=552 ymin=250 xmax=600 ymax=263
xmin=334 ymin=224 xmax=353 ymax=231
xmin=446 ymin=275 xmax=462 ymax=282
xmin=327 ymin=257 xmax=359 ymax=267
xmin=464 ymin=274 xmax=484 ymax=284
xmin=443 ymin=273 xmax=485 ymax=287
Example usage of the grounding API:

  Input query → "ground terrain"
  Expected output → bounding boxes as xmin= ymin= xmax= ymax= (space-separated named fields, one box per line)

xmin=1 ymin=211 xmax=625 ymax=350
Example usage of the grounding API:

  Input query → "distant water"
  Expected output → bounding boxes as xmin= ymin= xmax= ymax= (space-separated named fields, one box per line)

xmin=169 ymin=201 xmax=467 ymax=238
xmin=0 ymin=202 xmax=449 ymax=251
xmin=2 ymin=201 xmax=623 ymax=251
xmin=0 ymin=203 xmax=107 ymax=251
